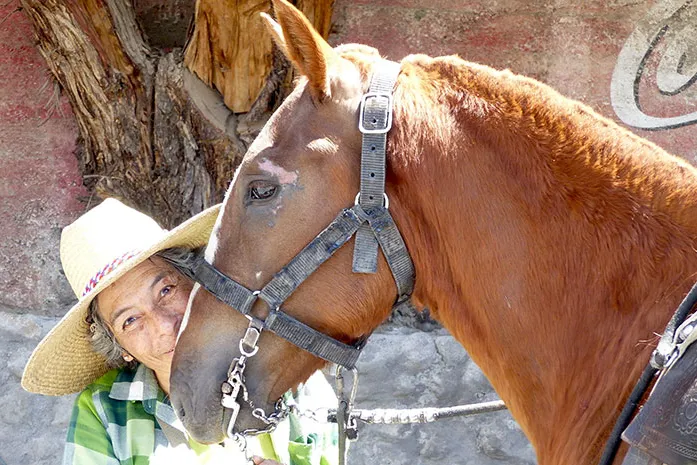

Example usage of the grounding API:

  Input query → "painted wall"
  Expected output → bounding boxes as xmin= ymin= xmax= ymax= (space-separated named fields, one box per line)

xmin=330 ymin=0 xmax=696 ymax=159
xmin=0 ymin=2 xmax=85 ymax=464
xmin=1 ymin=1 xmax=695 ymax=464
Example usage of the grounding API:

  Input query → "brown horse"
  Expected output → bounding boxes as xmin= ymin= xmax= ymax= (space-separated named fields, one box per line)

xmin=170 ymin=1 xmax=697 ymax=463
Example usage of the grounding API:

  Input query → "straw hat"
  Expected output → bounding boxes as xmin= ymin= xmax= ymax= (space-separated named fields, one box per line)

xmin=22 ymin=198 xmax=221 ymax=396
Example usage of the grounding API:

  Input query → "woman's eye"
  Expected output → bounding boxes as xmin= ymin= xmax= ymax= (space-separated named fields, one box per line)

xmin=160 ymin=285 xmax=173 ymax=298
xmin=249 ymin=183 xmax=278 ymax=201
xmin=122 ymin=316 xmax=137 ymax=330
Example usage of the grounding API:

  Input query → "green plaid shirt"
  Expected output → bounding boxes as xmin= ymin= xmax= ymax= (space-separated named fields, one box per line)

xmin=63 ymin=364 xmax=338 ymax=465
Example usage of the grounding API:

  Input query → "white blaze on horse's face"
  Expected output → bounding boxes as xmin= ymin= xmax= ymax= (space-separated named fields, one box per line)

xmin=258 ymin=158 xmax=298 ymax=185
xmin=177 ymin=282 xmax=200 ymax=343
xmin=256 ymin=158 xmax=300 ymax=220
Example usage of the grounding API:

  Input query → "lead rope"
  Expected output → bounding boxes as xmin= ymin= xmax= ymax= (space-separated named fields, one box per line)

xmin=332 ymin=400 xmax=507 ymax=424
xmin=326 ymin=366 xmax=506 ymax=465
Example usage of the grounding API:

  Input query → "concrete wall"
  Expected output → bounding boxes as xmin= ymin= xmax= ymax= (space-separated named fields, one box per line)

xmin=1 ymin=0 xmax=695 ymax=464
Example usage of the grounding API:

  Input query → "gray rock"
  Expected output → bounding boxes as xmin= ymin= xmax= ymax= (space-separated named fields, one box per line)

xmin=0 ymin=312 xmax=73 ymax=465
xmin=325 ymin=327 xmax=537 ymax=465
xmin=0 ymin=312 xmax=43 ymax=341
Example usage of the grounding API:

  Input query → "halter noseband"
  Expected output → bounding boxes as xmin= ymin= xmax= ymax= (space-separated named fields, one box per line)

xmin=168 ymin=60 xmax=415 ymax=437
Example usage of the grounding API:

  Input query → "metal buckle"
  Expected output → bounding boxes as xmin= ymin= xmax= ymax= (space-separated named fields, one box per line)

xmin=359 ymin=92 xmax=393 ymax=134
xmin=354 ymin=192 xmax=389 ymax=209
xmin=652 ymin=313 xmax=697 ymax=370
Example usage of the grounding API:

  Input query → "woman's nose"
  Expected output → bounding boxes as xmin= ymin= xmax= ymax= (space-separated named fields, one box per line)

xmin=154 ymin=309 xmax=181 ymax=337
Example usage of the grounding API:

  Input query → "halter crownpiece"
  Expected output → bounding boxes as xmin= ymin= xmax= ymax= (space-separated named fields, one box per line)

xmin=165 ymin=60 xmax=415 ymax=438
xmin=353 ymin=60 xmax=400 ymax=273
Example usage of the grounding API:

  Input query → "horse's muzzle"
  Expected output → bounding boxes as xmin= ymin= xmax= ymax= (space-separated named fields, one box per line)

xmin=170 ymin=368 xmax=271 ymax=443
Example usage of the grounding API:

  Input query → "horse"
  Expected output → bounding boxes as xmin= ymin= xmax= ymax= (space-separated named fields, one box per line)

xmin=169 ymin=1 xmax=697 ymax=463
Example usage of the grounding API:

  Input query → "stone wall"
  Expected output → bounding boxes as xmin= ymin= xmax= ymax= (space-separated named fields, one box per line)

xmin=346 ymin=329 xmax=536 ymax=465
xmin=1 ymin=0 xmax=695 ymax=464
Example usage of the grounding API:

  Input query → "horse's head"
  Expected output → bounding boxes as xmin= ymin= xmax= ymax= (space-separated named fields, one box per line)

xmin=171 ymin=0 xmax=404 ymax=443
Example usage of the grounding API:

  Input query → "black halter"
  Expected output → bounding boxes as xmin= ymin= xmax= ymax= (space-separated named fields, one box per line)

xmin=175 ymin=201 xmax=414 ymax=369
xmin=169 ymin=60 xmax=415 ymax=436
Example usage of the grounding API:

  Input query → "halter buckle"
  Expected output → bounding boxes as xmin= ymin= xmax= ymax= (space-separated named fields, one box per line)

xmin=359 ymin=92 xmax=394 ymax=134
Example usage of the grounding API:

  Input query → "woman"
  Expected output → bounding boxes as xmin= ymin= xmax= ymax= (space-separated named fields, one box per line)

xmin=22 ymin=198 xmax=336 ymax=465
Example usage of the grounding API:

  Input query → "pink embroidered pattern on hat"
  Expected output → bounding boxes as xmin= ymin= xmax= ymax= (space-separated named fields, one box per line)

xmin=82 ymin=250 xmax=141 ymax=297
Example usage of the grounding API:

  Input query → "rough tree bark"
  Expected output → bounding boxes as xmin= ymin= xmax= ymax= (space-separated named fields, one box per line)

xmin=19 ymin=0 xmax=334 ymax=227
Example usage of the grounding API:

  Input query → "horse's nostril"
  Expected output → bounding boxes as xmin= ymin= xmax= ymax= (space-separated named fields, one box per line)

xmin=170 ymin=394 xmax=187 ymax=420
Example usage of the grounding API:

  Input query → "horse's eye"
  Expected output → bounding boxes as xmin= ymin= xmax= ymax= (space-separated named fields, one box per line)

xmin=249 ymin=182 xmax=278 ymax=201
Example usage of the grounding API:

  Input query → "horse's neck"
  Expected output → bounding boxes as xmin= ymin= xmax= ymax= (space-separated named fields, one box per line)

xmin=389 ymin=57 xmax=697 ymax=465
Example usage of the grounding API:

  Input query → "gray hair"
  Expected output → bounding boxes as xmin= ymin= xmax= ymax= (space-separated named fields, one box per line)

xmin=87 ymin=247 xmax=200 ymax=369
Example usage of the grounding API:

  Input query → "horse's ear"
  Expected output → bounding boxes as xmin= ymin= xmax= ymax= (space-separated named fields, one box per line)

xmin=266 ymin=0 xmax=337 ymax=103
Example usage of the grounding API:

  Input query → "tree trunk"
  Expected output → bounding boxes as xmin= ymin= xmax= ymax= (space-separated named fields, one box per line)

xmin=19 ymin=0 xmax=334 ymax=228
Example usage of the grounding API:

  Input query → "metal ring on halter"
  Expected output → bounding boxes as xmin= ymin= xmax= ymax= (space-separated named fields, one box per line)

xmin=239 ymin=335 xmax=259 ymax=357
xmin=243 ymin=290 xmax=262 ymax=323
xmin=354 ymin=192 xmax=389 ymax=209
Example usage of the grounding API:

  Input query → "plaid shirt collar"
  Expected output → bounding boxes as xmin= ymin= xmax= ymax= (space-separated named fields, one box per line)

xmin=109 ymin=363 xmax=184 ymax=431
xmin=109 ymin=363 xmax=159 ymax=402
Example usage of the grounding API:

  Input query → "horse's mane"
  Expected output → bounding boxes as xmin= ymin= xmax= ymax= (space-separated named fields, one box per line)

xmin=389 ymin=53 xmax=697 ymax=246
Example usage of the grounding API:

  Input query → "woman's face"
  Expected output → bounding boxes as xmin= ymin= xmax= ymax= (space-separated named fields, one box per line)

xmin=96 ymin=256 xmax=194 ymax=391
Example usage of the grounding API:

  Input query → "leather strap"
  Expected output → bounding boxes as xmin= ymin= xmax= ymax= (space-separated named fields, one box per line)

xmin=353 ymin=60 xmax=401 ymax=273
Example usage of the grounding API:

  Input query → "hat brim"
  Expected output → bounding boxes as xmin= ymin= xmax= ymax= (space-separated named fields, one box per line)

xmin=22 ymin=204 xmax=222 ymax=396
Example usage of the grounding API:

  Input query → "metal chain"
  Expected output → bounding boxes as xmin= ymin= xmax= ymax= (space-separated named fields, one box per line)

xmin=221 ymin=318 xmax=290 ymax=437
xmin=232 ymin=433 xmax=254 ymax=465
xmin=250 ymin=397 xmax=291 ymax=426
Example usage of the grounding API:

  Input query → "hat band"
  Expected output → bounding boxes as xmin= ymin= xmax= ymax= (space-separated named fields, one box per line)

xmin=82 ymin=249 xmax=141 ymax=297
